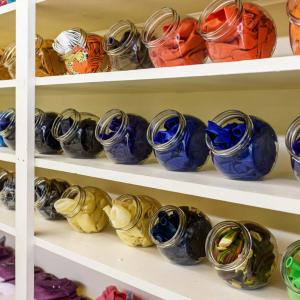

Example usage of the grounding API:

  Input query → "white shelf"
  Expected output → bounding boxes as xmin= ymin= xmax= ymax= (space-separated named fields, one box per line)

xmin=0 ymin=148 xmax=15 ymax=163
xmin=36 ymin=56 xmax=300 ymax=92
xmin=34 ymin=214 xmax=288 ymax=300
xmin=0 ymin=80 xmax=15 ymax=89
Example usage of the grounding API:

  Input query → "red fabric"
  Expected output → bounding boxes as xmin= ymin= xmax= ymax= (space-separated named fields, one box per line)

xmin=96 ymin=286 xmax=127 ymax=300
xmin=289 ymin=1 xmax=300 ymax=55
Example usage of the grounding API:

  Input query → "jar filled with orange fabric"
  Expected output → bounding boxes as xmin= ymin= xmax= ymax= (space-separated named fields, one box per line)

xmin=287 ymin=0 xmax=300 ymax=55
xmin=141 ymin=7 xmax=207 ymax=67
xmin=52 ymin=28 xmax=110 ymax=74
xmin=198 ymin=0 xmax=277 ymax=62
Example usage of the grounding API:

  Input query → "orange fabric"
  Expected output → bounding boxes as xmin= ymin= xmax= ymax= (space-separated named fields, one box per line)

xmin=149 ymin=18 xmax=207 ymax=67
xmin=290 ymin=2 xmax=300 ymax=55
xmin=201 ymin=3 xmax=276 ymax=62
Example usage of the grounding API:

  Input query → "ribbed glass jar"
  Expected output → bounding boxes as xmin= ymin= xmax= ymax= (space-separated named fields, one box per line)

xmin=141 ymin=7 xmax=207 ymax=67
xmin=206 ymin=110 xmax=278 ymax=180
xmin=0 ymin=171 xmax=15 ymax=210
xmin=0 ymin=109 xmax=15 ymax=150
xmin=149 ymin=205 xmax=212 ymax=265
xmin=95 ymin=109 xmax=152 ymax=164
xmin=104 ymin=194 xmax=161 ymax=247
xmin=147 ymin=109 xmax=209 ymax=171
xmin=287 ymin=0 xmax=300 ymax=55
xmin=198 ymin=0 xmax=277 ymax=62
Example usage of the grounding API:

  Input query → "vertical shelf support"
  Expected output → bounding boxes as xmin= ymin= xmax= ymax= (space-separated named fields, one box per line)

xmin=15 ymin=0 xmax=36 ymax=299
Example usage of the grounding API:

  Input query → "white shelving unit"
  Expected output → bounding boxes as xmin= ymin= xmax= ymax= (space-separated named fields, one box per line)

xmin=0 ymin=0 xmax=298 ymax=299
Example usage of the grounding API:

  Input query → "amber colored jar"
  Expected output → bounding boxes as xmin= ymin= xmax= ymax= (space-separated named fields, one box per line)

xmin=287 ymin=0 xmax=300 ymax=55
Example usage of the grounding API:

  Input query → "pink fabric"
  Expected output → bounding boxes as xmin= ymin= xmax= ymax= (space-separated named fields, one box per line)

xmin=96 ymin=286 xmax=127 ymax=300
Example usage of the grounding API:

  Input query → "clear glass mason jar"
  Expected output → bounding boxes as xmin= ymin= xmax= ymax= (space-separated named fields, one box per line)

xmin=149 ymin=205 xmax=212 ymax=265
xmin=53 ymin=28 xmax=110 ymax=74
xmin=286 ymin=116 xmax=300 ymax=180
xmin=35 ymin=108 xmax=62 ymax=155
xmin=0 ymin=169 xmax=9 ymax=193
xmin=206 ymin=110 xmax=278 ymax=180
xmin=0 ymin=172 xmax=15 ymax=210
xmin=103 ymin=20 xmax=153 ymax=71
xmin=0 ymin=109 xmax=15 ymax=150
xmin=206 ymin=220 xmax=278 ymax=289
xmin=281 ymin=241 xmax=300 ymax=300
xmin=51 ymin=108 xmax=103 ymax=158
xmin=104 ymin=194 xmax=161 ymax=247
xmin=288 ymin=0 xmax=300 ymax=55
xmin=147 ymin=109 xmax=209 ymax=171
xmin=34 ymin=177 xmax=70 ymax=220
xmin=54 ymin=185 xmax=111 ymax=233
xmin=141 ymin=7 xmax=207 ymax=67
xmin=95 ymin=109 xmax=152 ymax=164
xmin=198 ymin=0 xmax=277 ymax=62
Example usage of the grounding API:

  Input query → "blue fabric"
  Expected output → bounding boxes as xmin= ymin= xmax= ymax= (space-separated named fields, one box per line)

xmin=208 ymin=117 xmax=277 ymax=180
xmin=0 ymin=137 xmax=6 ymax=147
xmin=153 ymin=115 xmax=209 ymax=171
xmin=99 ymin=114 xmax=152 ymax=164
xmin=292 ymin=138 xmax=300 ymax=156
xmin=0 ymin=113 xmax=15 ymax=150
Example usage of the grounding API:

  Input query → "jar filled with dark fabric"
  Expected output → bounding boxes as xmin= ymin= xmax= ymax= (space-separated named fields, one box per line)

xmin=0 ymin=109 xmax=15 ymax=151
xmin=206 ymin=110 xmax=278 ymax=180
xmin=0 ymin=172 xmax=15 ymax=210
xmin=35 ymin=108 xmax=62 ymax=155
xmin=147 ymin=109 xmax=209 ymax=171
xmin=149 ymin=205 xmax=212 ymax=265
xmin=51 ymin=108 xmax=103 ymax=158
xmin=96 ymin=109 xmax=152 ymax=164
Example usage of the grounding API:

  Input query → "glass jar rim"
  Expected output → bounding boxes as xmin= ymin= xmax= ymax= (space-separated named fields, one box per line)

xmin=205 ymin=220 xmax=252 ymax=272
xmin=141 ymin=7 xmax=180 ymax=48
xmin=286 ymin=116 xmax=300 ymax=159
xmin=0 ymin=109 xmax=15 ymax=138
xmin=149 ymin=205 xmax=187 ymax=248
xmin=34 ymin=177 xmax=50 ymax=209
xmin=95 ymin=109 xmax=129 ymax=146
xmin=198 ymin=0 xmax=242 ymax=41
xmin=281 ymin=240 xmax=300 ymax=295
xmin=0 ymin=169 xmax=10 ymax=192
xmin=287 ymin=0 xmax=300 ymax=26
xmin=206 ymin=109 xmax=254 ymax=157
xmin=104 ymin=20 xmax=139 ymax=55
xmin=35 ymin=108 xmax=45 ymax=129
xmin=147 ymin=109 xmax=186 ymax=152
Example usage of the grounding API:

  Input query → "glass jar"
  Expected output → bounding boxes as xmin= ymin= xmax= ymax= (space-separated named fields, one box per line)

xmin=286 ymin=116 xmax=300 ymax=180
xmin=206 ymin=220 xmax=278 ymax=289
xmin=35 ymin=108 xmax=62 ymax=155
xmin=34 ymin=177 xmax=70 ymax=220
xmin=147 ymin=109 xmax=209 ymax=171
xmin=54 ymin=185 xmax=111 ymax=233
xmin=52 ymin=28 xmax=110 ymax=74
xmin=198 ymin=0 xmax=277 ymax=62
xmin=141 ymin=7 xmax=207 ymax=67
xmin=103 ymin=194 xmax=161 ymax=247
xmin=287 ymin=0 xmax=300 ymax=55
xmin=0 ymin=109 xmax=15 ymax=150
xmin=0 ymin=43 xmax=15 ymax=80
xmin=281 ymin=241 xmax=300 ymax=300
xmin=51 ymin=108 xmax=103 ymax=158
xmin=206 ymin=110 xmax=278 ymax=180
xmin=103 ymin=20 xmax=153 ymax=71
xmin=95 ymin=109 xmax=152 ymax=164
xmin=149 ymin=205 xmax=212 ymax=265
xmin=0 ymin=172 xmax=15 ymax=210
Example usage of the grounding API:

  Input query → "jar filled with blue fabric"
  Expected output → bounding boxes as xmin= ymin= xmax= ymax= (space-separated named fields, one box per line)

xmin=95 ymin=109 xmax=152 ymax=164
xmin=0 ymin=109 xmax=15 ymax=150
xmin=0 ymin=171 xmax=15 ymax=210
xmin=286 ymin=116 xmax=300 ymax=181
xmin=103 ymin=20 xmax=153 ymax=71
xmin=35 ymin=108 xmax=62 ymax=155
xmin=147 ymin=110 xmax=209 ymax=171
xmin=149 ymin=205 xmax=212 ymax=265
xmin=51 ymin=108 xmax=103 ymax=159
xmin=35 ymin=177 xmax=70 ymax=220
xmin=206 ymin=110 xmax=278 ymax=180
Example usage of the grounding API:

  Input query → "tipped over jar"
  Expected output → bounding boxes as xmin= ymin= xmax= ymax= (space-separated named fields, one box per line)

xmin=287 ymin=0 xmax=300 ymax=55
xmin=198 ymin=0 xmax=277 ymax=62
xmin=0 ymin=109 xmax=15 ymax=150
xmin=206 ymin=220 xmax=278 ymax=289
xmin=206 ymin=110 xmax=278 ymax=180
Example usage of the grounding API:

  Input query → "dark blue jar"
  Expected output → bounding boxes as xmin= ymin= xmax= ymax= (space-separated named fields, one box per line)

xmin=206 ymin=110 xmax=278 ymax=180
xmin=286 ymin=116 xmax=300 ymax=181
xmin=35 ymin=108 xmax=62 ymax=155
xmin=52 ymin=108 xmax=103 ymax=159
xmin=0 ymin=109 xmax=15 ymax=150
xmin=147 ymin=110 xmax=209 ymax=171
xmin=96 ymin=109 xmax=152 ymax=164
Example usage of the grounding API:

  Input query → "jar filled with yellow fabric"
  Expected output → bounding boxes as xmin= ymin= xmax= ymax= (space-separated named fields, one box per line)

xmin=104 ymin=194 xmax=161 ymax=247
xmin=54 ymin=185 xmax=111 ymax=233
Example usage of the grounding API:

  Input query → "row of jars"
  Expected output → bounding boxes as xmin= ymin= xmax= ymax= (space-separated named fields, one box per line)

xmin=0 ymin=0 xmax=299 ymax=78
xmin=0 ymin=171 xmax=297 ymax=298
xmin=0 ymin=108 xmax=299 ymax=181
